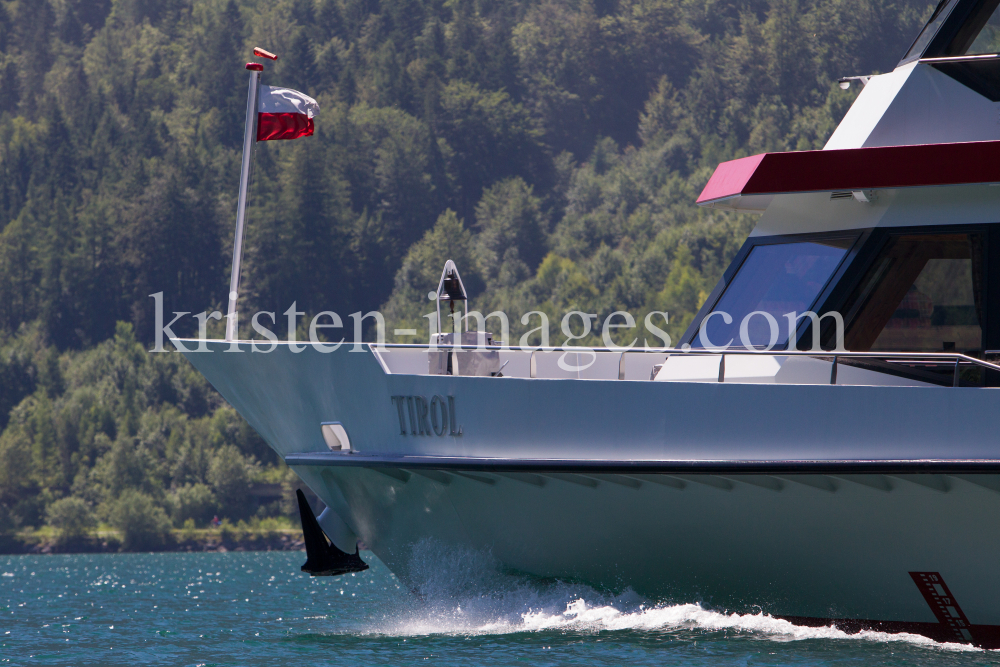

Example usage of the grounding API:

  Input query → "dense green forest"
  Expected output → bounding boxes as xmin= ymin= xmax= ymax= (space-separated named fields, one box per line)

xmin=0 ymin=0 xmax=931 ymax=545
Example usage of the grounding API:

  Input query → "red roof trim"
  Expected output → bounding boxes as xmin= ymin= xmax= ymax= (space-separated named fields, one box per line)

xmin=696 ymin=140 xmax=1000 ymax=205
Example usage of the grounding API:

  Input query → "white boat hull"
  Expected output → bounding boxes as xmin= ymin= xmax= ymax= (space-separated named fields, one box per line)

xmin=291 ymin=462 xmax=1000 ymax=642
xmin=183 ymin=342 xmax=1000 ymax=646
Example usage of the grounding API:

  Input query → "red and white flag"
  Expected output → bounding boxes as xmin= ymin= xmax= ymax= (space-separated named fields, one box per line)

xmin=257 ymin=86 xmax=319 ymax=141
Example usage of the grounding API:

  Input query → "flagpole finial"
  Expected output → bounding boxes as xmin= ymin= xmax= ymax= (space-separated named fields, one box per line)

xmin=246 ymin=62 xmax=264 ymax=71
xmin=253 ymin=47 xmax=278 ymax=61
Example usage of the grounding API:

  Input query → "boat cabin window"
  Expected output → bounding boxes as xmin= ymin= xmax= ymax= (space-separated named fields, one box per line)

xmin=900 ymin=0 xmax=1000 ymax=62
xmin=840 ymin=233 xmax=984 ymax=354
xmin=693 ymin=239 xmax=852 ymax=349
xmin=965 ymin=0 xmax=1000 ymax=53
xmin=903 ymin=0 xmax=962 ymax=62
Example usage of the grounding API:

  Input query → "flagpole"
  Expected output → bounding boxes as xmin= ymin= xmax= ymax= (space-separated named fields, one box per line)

xmin=225 ymin=62 xmax=264 ymax=342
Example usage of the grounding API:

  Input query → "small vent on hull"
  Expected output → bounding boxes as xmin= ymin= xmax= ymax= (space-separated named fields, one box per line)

xmin=830 ymin=191 xmax=853 ymax=200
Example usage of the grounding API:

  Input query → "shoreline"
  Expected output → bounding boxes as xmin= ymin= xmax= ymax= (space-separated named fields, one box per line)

xmin=0 ymin=531 xmax=306 ymax=555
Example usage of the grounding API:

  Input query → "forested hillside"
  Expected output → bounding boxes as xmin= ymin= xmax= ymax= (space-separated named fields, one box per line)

xmin=0 ymin=0 xmax=931 ymax=543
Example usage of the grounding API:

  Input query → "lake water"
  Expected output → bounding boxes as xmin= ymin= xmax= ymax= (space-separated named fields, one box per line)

xmin=1 ymin=549 xmax=993 ymax=666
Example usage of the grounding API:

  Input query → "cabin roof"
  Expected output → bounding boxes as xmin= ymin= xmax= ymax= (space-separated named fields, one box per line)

xmin=696 ymin=139 xmax=1000 ymax=208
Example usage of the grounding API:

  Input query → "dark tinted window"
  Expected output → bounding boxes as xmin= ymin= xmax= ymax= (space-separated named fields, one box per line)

xmin=902 ymin=0 xmax=961 ymax=62
xmin=693 ymin=239 xmax=852 ymax=349
xmin=840 ymin=234 xmax=983 ymax=353
xmin=964 ymin=1 xmax=1000 ymax=52
xmin=902 ymin=0 xmax=1000 ymax=61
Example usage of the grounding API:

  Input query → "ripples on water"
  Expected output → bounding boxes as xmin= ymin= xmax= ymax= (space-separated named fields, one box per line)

xmin=0 ymin=543 xmax=993 ymax=666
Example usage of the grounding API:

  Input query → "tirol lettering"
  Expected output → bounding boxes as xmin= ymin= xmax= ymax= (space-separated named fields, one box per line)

xmin=391 ymin=395 xmax=462 ymax=436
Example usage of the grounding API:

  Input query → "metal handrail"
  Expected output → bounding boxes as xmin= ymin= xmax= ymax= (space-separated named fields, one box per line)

xmin=370 ymin=342 xmax=1000 ymax=374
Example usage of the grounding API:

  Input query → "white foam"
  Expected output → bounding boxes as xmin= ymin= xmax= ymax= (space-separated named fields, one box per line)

xmin=360 ymin=539 xmax=981 ymax=652
xmin=521 ymin=600 xmax=977 ymax=650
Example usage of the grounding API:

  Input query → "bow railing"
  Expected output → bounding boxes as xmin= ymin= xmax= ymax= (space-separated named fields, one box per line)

xmin=370 ymin=343 xmax=1000 ymax=387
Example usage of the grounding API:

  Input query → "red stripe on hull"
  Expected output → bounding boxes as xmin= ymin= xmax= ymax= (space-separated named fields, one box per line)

xmin=909 ymin=572 xmax=975 ymax=644
xmin=257 ymin=112 xmax=313 ymax=141
xmin=696 ymin=140 xmax=1000 ymax=204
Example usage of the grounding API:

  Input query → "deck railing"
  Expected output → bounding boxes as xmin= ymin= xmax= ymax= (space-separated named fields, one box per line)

xmin=371 ymin=343 xmax=1000 ymax=387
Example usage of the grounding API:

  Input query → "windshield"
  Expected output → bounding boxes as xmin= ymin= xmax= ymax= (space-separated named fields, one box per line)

xmin=692 ymin=239 xmax=852 ymax=349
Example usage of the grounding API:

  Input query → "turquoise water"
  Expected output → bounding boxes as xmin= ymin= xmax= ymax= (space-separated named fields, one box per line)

xmin=1 ymin=549 xmax=994 ymax=666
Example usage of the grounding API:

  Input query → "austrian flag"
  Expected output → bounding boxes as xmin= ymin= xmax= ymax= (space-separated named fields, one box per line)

xmin=257 ymin=86 xmax=319 ymax=141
